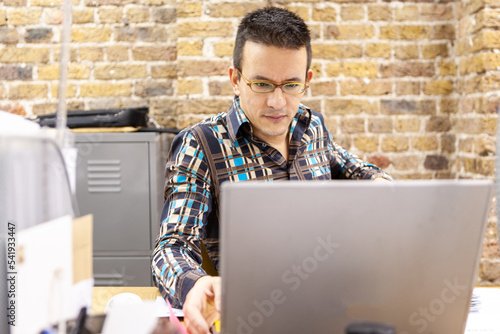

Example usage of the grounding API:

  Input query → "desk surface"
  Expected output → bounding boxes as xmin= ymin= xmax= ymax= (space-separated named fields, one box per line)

xmin=91 ymin=286 xmax=162 ymax=314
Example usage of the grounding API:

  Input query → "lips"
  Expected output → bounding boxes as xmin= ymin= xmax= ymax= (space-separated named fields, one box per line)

xmin=264 ymin=115 xmax=286 ymax=122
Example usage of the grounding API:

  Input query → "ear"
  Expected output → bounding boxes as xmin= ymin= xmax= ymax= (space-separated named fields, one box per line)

xmin=229 ymin=66 xmax=241 ymax=96
xmin=306 ymin=68 xmax=314 ymax=84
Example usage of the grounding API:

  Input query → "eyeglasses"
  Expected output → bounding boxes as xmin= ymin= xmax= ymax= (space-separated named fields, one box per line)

xmin=237 ymin=69 xmax=308 ymax=95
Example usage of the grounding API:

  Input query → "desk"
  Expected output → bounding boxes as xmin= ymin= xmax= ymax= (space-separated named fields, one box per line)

xmin=91 ymin=286 xmax=162 ymax=314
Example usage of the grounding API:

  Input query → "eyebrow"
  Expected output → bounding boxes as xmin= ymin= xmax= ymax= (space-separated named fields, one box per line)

xmin=252 ymin=74 xmax=304 ymax=83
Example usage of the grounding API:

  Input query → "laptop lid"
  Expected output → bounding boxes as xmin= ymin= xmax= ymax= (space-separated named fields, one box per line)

xmin=220 ymin=180 xmax=493 ymax=334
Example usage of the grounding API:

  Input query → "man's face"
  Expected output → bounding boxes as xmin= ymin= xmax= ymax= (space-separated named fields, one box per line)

xmin=230 ymin=41 xmax=313 ymax=145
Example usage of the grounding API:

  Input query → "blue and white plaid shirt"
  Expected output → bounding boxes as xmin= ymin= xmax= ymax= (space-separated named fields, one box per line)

xmin=152 ymin=96 xmax=392 ymax=307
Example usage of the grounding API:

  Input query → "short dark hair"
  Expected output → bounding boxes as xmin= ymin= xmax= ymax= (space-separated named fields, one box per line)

xmin=233 ymin=7 xmax=312 ymax=77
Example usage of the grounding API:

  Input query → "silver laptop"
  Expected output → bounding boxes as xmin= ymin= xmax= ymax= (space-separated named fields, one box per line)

xmin=220 ymin=180 xmax=493 ymax=334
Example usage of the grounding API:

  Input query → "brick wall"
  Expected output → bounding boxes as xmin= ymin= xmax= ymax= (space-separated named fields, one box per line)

xmin=1 ymin=0 xmax=499 ymax=284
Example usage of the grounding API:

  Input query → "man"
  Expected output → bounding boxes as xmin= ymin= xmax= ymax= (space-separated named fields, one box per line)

xmin=152 ymin=7 xmax=392 ymax=334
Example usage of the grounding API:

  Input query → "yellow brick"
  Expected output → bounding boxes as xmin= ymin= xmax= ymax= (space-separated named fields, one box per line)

xmin=354 ymin=136 xmax=379 ymax=152
xmin=94 ymin=64 xmax=147 ymax=80
xmin=207 ymin=2 xmax=263 ymax=18
xmin=326 ymin=62 xmax=378 ymax=78
xmin=9 ymin=83 xmax=48 ymax=99
xmin=433 ymin=24 xmax=455 ymax=40
xmin=140 ymin=0 xmax=173 ymax=5
xmin=71 ymin=27 xmax=111 ymax=43
xmin=80 ymin=82 xmax=132 ymax=97
xmin=422 ymin=43 xmax=448 ymax=59
xmin=483 ymin=53 xmax=500 ymax=72
xmin=463 ymin=157 xmax=495 ymax=176
xmin=0 ymin=9 xmax=6 ymax=26
xmin=43 ymin=8 xmax=61 ymax=25
xmin=392 ymin=155 xmax=421 ymax=171
xmin=132 ymin=45 xmax=176 ymax=61
xmin=365 ymin=43 xmax=391 ymax=59
xmin=381 ymin=136 xmax=409 ymax=152
xmin=313 ymin=5 xmax=337 ymax=21
xmin=327 ymin=24 xmax=375 ymax=40
xmin=214 ymin=40 xmax=235 ymax=58
xmin=368 ymin=5 xmax=392 ymax=21
xmin=286 ymin=5 xmax=309 ymax=22
xmin=380 ymin=24 xmax=432 ymax=40
xmin=0 ymin=85 xmax=6 ymax=99
xmin=151 ymin=64 xmax=178 ymax=79
xmin=178 ymin=40 xmax=203 ymax=56
xmin=340 ymin=5 xmax=363 ymax=21
xmin=324 ymin=117 xmax=338 ymax=135
xmin=79 ymin=47 xmax=104 ymax=61
xmin=341 ymin=118 xmax=365 ymax=134
xmin=7 ymin=8 xmax=43 ymax=26
xmin=325 ymin=99 xmax=378 ymax=115
xmin=37 ymin=64 xmax=61 ymax=80
xmin=395 ymin=117 xmax=421 ymax=132
xmin=481 ymin=10 xmax=500 ymax=29
xmin=68 ymin=64 xmax=91 ymax=80
xmin=394 ymin=45 xmax=419 ymax=60
xmin=368 ymin=118 xmax=393 ymax=133
xmin=412 ymin=136 xmax=439 ymax=151
xmin=209 ymin=80 xmax=233 ymax=96
xmin=340 ymin=80 xmax=392 ymax=96
xmin=176 ymin=98 xmax=232 ymax=116
xmin=310 ymin=81 xmax=337 ymax=96
xmin=178 ymin=21 xmax=234 ymax=38
xmin=73 ymin=9 xmax=94 ymax=24
xmin=423 ymin=79 xmax=454 ymax=95
xmin=98 ymin=8 xmax=123 ymax=24
xmin=421 ymin=4 xmax=454 ymax=21
xmin=178 ymin=2 xmax=202 ymax=18
xmin=125 ymin=7 xmax=150 ymax=23
xmin=106 ymin=45 xmax=129 ymax=62
xmin=312 ymin=43 xmax=362 ymax=59
xmin=177 ymin=78 xmax=203 ymax=95
xmin=31 ymin=0 xmax=63 ymax=6
xmin=38 ymin=64 xmax=91 ymax=80
xmin=51 ymin=83 xmax=77 ymax=98
xmin=0 ymin=46 xmax=50 ymax=63
xmin=395 ymin=5 xmax=419 ymax=21
xmin=32 ymin=103 xmax=57 ymax=115
xmin=396 ymin=81 xmax=420 ymax=95
xmin=178 ymin=59 xmax=230 ymax=76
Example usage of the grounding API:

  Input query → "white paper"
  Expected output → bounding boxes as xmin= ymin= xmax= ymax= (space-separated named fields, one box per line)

xmin=154 ymin=296 xmax=184 ymax=317
xmin=102 ymin=301 xmax=158 ymax=334
xmin=15 ymin=216 xmax=73 ymax=334
xmin=465 ymin=288 xmax=500 ymax=333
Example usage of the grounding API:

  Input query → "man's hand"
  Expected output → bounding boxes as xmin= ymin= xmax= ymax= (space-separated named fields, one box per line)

xmin=183 ymin=276 xmax=221 ymax=334
xmin=373 ymin=177 xmax=391 ymax=182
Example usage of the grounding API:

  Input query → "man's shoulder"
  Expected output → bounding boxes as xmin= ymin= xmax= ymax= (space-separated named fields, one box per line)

xmin=299 ymin=105 xmax=326 ymax=128
xmin=173 ymin=112 xmax=231 ymax=149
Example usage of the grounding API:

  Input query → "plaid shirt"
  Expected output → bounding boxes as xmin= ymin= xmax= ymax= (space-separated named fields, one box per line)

xmin=152 ymin=97 xmax=392 ymax=307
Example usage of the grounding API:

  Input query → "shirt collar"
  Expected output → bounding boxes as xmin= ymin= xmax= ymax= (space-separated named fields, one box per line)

xmin=225 ymin=96 xmax=312 ymax=144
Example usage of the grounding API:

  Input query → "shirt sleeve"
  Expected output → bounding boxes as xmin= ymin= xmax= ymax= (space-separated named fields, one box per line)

xmin=327 ymin=132 xmax=393 ymax=181
xmin=152 ymin=128 xmax=212 ymax=308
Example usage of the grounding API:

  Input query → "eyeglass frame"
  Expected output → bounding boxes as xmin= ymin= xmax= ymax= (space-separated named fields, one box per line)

xmin=236 ymin=69 xmax=309 ymax=95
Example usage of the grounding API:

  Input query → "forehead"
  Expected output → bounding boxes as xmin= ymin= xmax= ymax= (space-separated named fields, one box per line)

xmin=241 ymin=41 xmax=308 ymax=80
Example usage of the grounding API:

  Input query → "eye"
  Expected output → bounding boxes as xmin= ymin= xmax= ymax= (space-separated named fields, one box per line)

xmin=284 ymin=83 xmax=300 ymax=88
xmin=253 ymin=82 xmax=273 ymax=89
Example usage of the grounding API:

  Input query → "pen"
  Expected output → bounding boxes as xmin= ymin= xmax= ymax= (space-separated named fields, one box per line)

xmin=70 ymin=306 xmax=87 ymax=334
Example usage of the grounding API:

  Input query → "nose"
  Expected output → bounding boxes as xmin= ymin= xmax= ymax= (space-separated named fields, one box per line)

xmin=267 ymin=86 xmax=287 ymax=110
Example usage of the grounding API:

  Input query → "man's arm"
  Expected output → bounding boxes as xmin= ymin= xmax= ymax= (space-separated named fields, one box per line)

xmin=152 ymin=129 xmax=213 ymax=307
